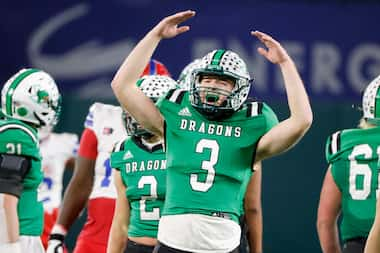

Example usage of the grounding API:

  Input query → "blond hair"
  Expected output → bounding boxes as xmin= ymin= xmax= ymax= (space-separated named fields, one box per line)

xmin=358 ymin=118 xmax=377 ymax=129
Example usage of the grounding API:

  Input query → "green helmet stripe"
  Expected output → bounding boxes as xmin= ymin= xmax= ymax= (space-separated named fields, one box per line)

xmin=136 ymin=78 xmax=145 ymax=87
xmin=210 ymin=49 xmax=226 ymax=66
xmin=5 ymin=68 xmax=40 ymax=116
xmin=375 ymin=85 xmax=380 ymax=118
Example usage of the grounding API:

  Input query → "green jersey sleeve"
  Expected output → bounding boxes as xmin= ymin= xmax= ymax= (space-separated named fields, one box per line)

xmin=261 ymin=102 xmax=279 ymax=132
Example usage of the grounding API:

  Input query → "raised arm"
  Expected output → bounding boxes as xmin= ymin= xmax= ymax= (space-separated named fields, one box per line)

xmin=111 ymin=10 xmax=195 ymax=137
xmin=253 ymin=31 xmax=312 ymax=162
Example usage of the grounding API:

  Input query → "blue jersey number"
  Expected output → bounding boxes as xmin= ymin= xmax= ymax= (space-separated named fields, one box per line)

xmin=101 ymin=158 xmax=112 ymax=187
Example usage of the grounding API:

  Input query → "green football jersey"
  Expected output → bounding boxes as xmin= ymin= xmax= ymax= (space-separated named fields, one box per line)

xmin=111 ymin=136 xmax=166 ymax=238
xmin=0 ymin=118 xmax=43 ymax=236
xmin=157 ymin=90 xmax=278 ymax=223
xmin=325 ymin=127 xmax=380 ymax=241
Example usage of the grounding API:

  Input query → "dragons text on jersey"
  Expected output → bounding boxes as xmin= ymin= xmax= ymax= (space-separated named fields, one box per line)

xmin=179 ymin=119 xmax=241 ymax=138
xmin=124 ymin=158 xmax=166 ymax=173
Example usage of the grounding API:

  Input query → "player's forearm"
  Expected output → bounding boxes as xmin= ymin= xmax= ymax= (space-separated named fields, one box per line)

xmin=317 ymin=222 xmax=341 ymax=253
xmin=365 ymin=201 xmax=380 ymax=253
xmin=107 ymin=221 xmax=127 ymax=253
xmin=107 ymin=206 xmax=128 ymax=253
xmin=279 ymin=59 xmax=313 ymax=133
xmin=365 ymin=225 xmax=380 ymax=253
xmin=56 ymin=180 xmax=92 ymax=228
xmin=2 ymin=194 xmax=19 ymax=242
xmin=245 ymin=211 xmax=263 ymax=253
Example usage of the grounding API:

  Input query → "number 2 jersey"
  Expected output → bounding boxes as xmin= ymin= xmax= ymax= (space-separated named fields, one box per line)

xmin=158 ymin=89 xmax=278 ymax=222
xmin=0 ymin=117 xmax=43 ymax=236
xmin=110 ymin=136 xmax=166 ymax=238
xmin=83 ymin=102 xmax=128 ymax=200
xmin=325 ymin=126 xmax=380 ymax=241
xmin=39 ymin=132 xmax=78 ymax=212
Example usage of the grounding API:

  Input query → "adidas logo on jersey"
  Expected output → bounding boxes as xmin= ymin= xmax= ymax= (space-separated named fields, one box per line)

xmin=178 ymin=107 xmax=192 ymax=117
xmin=123 ymin=150 xmax=134 ymax=160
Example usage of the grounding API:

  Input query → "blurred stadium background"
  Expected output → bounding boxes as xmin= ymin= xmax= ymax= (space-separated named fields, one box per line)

xmin=1 ymin=0 xmax=380 ymax=252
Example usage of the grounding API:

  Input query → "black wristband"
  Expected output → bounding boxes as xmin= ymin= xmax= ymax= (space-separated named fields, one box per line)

xmin=49 ymin=233 xmax=65 ymax=241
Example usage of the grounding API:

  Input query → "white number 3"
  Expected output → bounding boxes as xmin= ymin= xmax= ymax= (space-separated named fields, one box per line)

xmin=190 ymin=139 xmax=219 ymax=192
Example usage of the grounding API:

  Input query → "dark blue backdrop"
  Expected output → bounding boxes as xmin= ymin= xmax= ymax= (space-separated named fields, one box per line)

xmin=1 ymin=1 xmax=380 ymax=252
xmin=1 ymin=1 xmax=379 ymax=101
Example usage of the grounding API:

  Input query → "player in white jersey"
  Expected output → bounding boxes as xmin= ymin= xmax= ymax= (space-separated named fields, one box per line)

xmin=47 ymin=59 xmax=171 ymax=253
xmin=47 ymin=102 xmax=127 ymax=253
xmin=38 ymin=125 xmax=78 ymax=250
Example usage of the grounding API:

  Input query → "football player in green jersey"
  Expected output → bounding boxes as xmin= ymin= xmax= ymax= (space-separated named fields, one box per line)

xmin=107 ymin=75 xmax=177 ymax=253
xmin=111 ymin=10 xmax=312 ymax=253
xmin=178 ymin=60 xmax=263 ymax=253
xmin=317 ymin=75 xmax=380 ymax=253
xmin=364 ymin=198 xmax=380 ymax=253
xmin=0 ymin=69 xmax=61 ymax=253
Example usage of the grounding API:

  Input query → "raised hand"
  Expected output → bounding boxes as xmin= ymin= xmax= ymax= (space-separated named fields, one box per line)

xmin=251 ymin=31 xmax=290 ymax=65
xmin=152 ymin=10 xmax=196 ymax=39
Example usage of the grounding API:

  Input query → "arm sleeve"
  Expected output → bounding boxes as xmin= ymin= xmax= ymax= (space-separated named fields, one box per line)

xmin=0 ymin=154 xmax=31 ymax=197
xmin=78 ymin=128 xmax=98 ymax=160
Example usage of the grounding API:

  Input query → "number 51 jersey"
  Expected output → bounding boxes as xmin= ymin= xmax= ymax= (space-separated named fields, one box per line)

xmin=84 ymin=102 xmax=128 ymax=200
xmin=326 ymin=126 xmax=380 ymax=241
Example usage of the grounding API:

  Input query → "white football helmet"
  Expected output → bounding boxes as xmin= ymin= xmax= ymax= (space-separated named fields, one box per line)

xmin=1 ymin=68 xmax=61 ymax=128
xmin=189 ymin=49 xmax=252 ymax=120
xmin=362 ymin=74 xmax=380 ymax=125
xmin=177 ymin=58 xmax=202 ymax=90
xmin=125 ymin=75 xmax=177 ymax=137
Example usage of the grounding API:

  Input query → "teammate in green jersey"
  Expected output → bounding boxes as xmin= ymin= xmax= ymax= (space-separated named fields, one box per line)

xmin=317 ymin=75 xmax=380 ymax=253
xmin=111 ymin=11 xmax=312 ymax=253
xmin=0 ymin=68 xmax=61 ymax=253
xmin=107 ymin=75 xmax=177 ymax=253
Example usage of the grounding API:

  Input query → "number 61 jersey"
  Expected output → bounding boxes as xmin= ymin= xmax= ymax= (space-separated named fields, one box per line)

xmin=84 ymin=102 xmax=128 ymax=200
xmin=325 ymin=126 xmax=380 ymax=241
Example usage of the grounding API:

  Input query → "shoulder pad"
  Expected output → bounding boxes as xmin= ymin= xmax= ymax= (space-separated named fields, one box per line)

xmin=245 ymin=102 xmax=263 ymax=118
xmin=165 ymin=88 xmax=186 ymax=104
xmin=112 ymin=137 xmax=129 ymax=152
xmin=0 ymin=123 xmax=38 ymax=144
xmin=325 ymin=130 xmax=342 ymax=162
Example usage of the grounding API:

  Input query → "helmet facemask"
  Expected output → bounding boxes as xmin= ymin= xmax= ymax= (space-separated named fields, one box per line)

xmin=189 ymin=50 xmax=251 ymax=121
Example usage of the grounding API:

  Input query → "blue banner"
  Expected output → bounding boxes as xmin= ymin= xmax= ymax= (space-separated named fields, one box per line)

xmin=1 ymin=1 xmax=380 ymax=100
